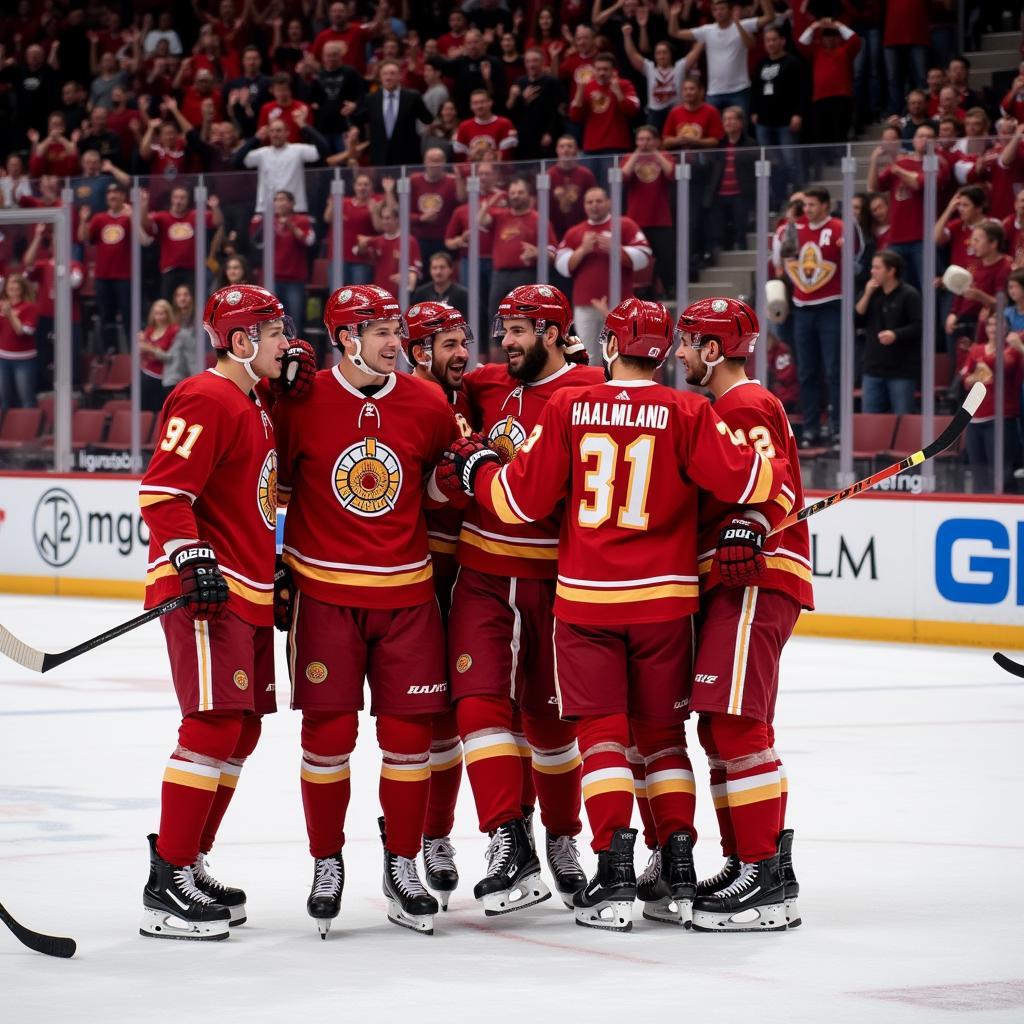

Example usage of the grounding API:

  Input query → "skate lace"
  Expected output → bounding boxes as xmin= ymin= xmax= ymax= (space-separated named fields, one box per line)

xmin=391 ymin=856 xmax=430 ymax=898
xmin=547 ymin=834 xmax=582 ymax=875
xmin=423 ymin=836 xmax=457 ymax=873
xmin=638 ymin=848 xmax=661 ymax=886
xmin=715 ymin=861 xmax=758 ymax=899
xmin=193 ymin=853 xmax=227 ymax=893
xmin=701 ymin=856 xmax=739 ymax=891
xmin=173 ymin=865 xmax=217 ymax=905
xmin=312 ymin=857 xmax=343 ymax=899
xmin=484 ymin=829 xmax=511 ymax=876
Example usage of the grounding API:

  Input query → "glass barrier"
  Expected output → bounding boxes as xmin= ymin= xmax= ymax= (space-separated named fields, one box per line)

xmin=0 ymin=136 xmax=1019 ymax=496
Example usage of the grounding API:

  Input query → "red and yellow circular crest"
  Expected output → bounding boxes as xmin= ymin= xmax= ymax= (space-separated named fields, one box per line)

xmin=306 ymin=661 xmax=328 ymax=684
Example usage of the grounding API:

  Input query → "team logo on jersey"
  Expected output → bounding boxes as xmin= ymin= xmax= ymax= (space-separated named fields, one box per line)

xmin=589 ymin=91 xmax=610 ymax=114
xmin=487 ymin=415 xmax=527 ymax=463
xmin=455 ymin=653 xmax=472 ymax=674
xmin=784 ymin=242 xmax=837 ymax=294
xmin=635 ymin=159 xmax=662 ymax=184
xmin=554 ymin=183 xmax=579 ymax=213
xmin=418 ymin=192 xmax=443 ymax=216
xmin=257 ymin=450 xmax=278 ymax=529
xmin=233 ymin=670 xmax=249 ymax=691
xmin=332 ymin=437 xmax=402 ymax=517
xmin=167 ymin=221 xmax=194 ymax=241
xmin=305 ymin=661 xmax=328 ymax=684
xmin=100 ymin=223 xmax=125 ymax=244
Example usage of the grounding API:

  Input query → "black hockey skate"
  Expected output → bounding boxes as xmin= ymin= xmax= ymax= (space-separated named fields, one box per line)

xmin=638 ymin=847 xmax=678 ymax=924
xmin=422 ymin=835 xmax=459 ymax=910
xmin=192 ymin=851 xmax=246 ymax=926
xmin=307 ymin=852 xmax=344 ymax=939
xmin=473 ymin=817 xmax=551 ymax=916
xmin=545 ymin=831 xmax=586 ymax=909
xmin=777 ymin=829 xmax=801 ymax=928
xmin=696 ymin=854 xmax=741 ymax=900
xmin=573 ymin=827 xmax=637 ymax=932
xmin=380 ymin=817 xmax=437 ymax=934
xmin=140 ymin=834 xmax=230 ymax=941
xmin=692 ymin=855 xmax=787 ymax=932
xmin=652 ymin=831 xmax=697 ymax=927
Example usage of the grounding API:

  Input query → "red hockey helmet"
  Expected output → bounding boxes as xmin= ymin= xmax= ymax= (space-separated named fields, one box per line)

xmin=404 ymin=301 xmax=473 ymax=362
xmin=324 ymin=284 xmax=407 ymax=346
xmin=203 ymin=284 xmax=290 ymax=350
xmin=675 ymin=297 xmax=760 ymax=357
xmin=492 ymin=283 xmax=573 ymax=341
xmin=599 ymin=298 xmax=675 ymax=365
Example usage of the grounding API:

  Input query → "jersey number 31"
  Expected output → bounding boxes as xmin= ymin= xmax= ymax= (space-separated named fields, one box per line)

xmin=578 ymin=433 xmax=654 ymax=531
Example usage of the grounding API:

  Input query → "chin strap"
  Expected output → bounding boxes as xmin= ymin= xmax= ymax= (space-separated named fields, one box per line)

xmin=699 ymin=351 xmax=724 ymax=387
xmin=346 ymin=332 xmax=393 ymax=380
xmin=227 ymin=334 xmax=261 ymax=382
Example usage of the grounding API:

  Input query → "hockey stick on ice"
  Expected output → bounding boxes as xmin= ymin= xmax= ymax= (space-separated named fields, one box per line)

xmin=0 ymin=570 xmax=285 ymax=674
xmin=0 ymin=899 xmax=76 ymax=958
xmin=768 ymin=382 xmax=987 ymax=536
xmin=993 ymin=653 xmax=1024 ymax=679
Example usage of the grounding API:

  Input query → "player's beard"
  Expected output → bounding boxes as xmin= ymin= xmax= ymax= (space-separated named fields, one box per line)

xmin=434 ymin=355 xmax=467 ymax=394
xmin=683 ymin=355 xmax=708 ymax=387
xmin=506 ymin=337 xmax=548 ymax=382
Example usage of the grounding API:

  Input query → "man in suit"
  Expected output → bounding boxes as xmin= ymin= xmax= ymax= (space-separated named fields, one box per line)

xmin=365 ymin=60 xmax=434 ymax=167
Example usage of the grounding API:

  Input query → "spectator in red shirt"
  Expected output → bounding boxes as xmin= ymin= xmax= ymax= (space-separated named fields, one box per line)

xmin=410 ymin=147 xmax=460 ymax=264
xmin=709 ymin=107 xmax=757 ymax=253
xmin=0 ymin=274 xmax=39 ymax=412
xmin=258 ymin=74 xmax=312 ymax=144
xmin=27 ymin=113 xmax=79 ymax=178
xmin=621 ymin=126 xmax=676 ymax=294
xmin=797 ymin=18 xmax=861 ymax=151
xmin=138 ymin=298 xmax=179 ymax=412
xmin=967 ymin=118 xmax=1024 ymax=221
xmin=662 ymin=77 xmax=724 ymax=151
xmin=181 ymin=68 xmax=224 ymax=128
xmin=548 ymin=134 xmax=598 ymax=238
xmin=568 ymin=51 xmax=640 ymax=155
xmin=324 ymin=172 xmax=386 ymax=286
xmin=554 ymin=186 xmax=652 ymax=359
xmin=946 ymin=220 xmax=1013 ymax=359
xmin=312 ymin=0 xmax=387 ymax=75
xmin=999 ymin=63 xmax=1024 ymax=121
xmin=250 ymin=190 xmax=317 ymax=330
xmin=1004 ymin=190 xmax=1024 ymax=269
xmin=882 ymin=0 xmax=929 ymax=115
xmin=142 ymin=185 xmax=223 ymax=300
xmin=355 ymin=204 xmax=423 ymax=294
xmin=78 ymin=182 xmax=132 ymax=354
xmin=925 ymin=66 xmax=947 ymax=116
xmin=558 ymin=23 xmax=599 ymax=111
xmin=454 ymin=90 xmax=519 ymax=161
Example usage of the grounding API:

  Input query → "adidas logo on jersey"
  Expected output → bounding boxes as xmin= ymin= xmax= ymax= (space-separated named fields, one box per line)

xmin=614 ymin=390 xmax=631 ymax=401
xmin=407 ymin=683 xmax=448 ymax=695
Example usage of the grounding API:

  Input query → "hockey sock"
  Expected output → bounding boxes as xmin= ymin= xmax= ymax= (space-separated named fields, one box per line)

xmin=708 ymin=713 xmax=781 ymax=863
xmin=626 ymin=743 xmax=658 ymax=849
xmin=510 ymin=705 xmax=536 ymax=813
xmin=158 ymin=711 xmax=244 ymax=866
xmin=300 ymin=711 xmax=358 ymax=859
xmin=522 ymin=711 xmax=582 ymax=838
xmin=424 ymin=709 xmax=462 ymax=838
xmin=768 ymin=723 xmax=788 ymax=830
xmin=631 ymin=719 xmax=696 ymax=847
xmin=577 ymin=714 xmax=634 ymax=853
xmin=697 ymin=714 xmax=737 ymax=857
xmin=378 ymin=714 xmax=433 ymax=859
xmin=199 ymin=714 xmax=262 ymax=855
xmin=456 ymin=695 xmax=523 ymax=833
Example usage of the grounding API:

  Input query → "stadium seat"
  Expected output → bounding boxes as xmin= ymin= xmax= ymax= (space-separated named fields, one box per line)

xmin=94 ymin=410 xmax=155 ymax=451
xmin=0 ymin=408 xmax=44 ymax=451
xmin=94 ymin=354 xmax=133 ymax=396
xmin=852 ymin=413 xmax=898 ymax=461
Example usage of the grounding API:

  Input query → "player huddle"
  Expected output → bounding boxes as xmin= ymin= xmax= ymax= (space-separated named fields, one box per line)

xmin=136 ymin=275 xmax=812 ymax=942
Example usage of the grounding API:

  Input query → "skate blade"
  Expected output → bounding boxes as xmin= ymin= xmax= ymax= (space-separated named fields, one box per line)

xmin=314 ymin=918 xmax=333 ymax=940
xmin=435 ymin=890 xmax=451 ymax=912
xmin=692 ymin=902 xmax=787 ymax=932
xmin=386 ymin=899 xmax=434 ymax=935
xmin=574 ymin=900 xmax=634 ymax=932
xmin=785 ymin=896 xmax=802 ymax=929
xmin=642 ymin=897 xmax=683 ymax=926
xmin=556 ymin=891 xmax=575 ymax=910
xmin=228 ymin=904 xmax=247 ymax=927
xmin=139 ymin=907 xmax=229 ymax=941
xmin=480 ymin=874 xmax=552 ymax=916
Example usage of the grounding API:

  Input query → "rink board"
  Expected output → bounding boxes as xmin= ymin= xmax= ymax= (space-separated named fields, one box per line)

xmin=0 ymin=472 xmax=1021 ymax=647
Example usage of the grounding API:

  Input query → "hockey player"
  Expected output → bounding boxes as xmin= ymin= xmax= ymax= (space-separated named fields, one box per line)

xmin=436 ymin=284 xmax=603 ymax=916
xmin=403 ymin=300 xmax=474 ymax=908
xmin=436 ymin=297 xmax=788 ymax=931
xmin=138 ymin=284 xmax=299 ymax=940
xmin=675 ymin=297 xmax=813 ymax=932
xmin=274 ymin=285 xmax=460 ymax=937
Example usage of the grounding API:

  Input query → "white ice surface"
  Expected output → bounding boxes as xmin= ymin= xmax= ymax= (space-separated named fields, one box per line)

xmin=0 ymin=594 xmax=1022 ymax=1023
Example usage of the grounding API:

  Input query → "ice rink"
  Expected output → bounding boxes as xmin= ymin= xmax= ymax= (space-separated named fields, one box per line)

xmin=1 ymin=594 xmax=1022 ymax=1023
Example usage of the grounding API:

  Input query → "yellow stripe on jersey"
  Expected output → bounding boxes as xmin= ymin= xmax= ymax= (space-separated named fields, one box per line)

xmin=748 ymin=454 xmax=775 ymax=504
xmin=145 ymin=563 xmax=177 ymax=587
xmin=380 ymin=763 xmax=432 ymax=783
xmin=728 ymin=588 xmax=757 ymax=715
xmin=556 ymin=582 xmax=698 ymax=605
xmin=463 ymin=732 xmax=521 ymax=766
xmin=488 ymin=473 xmax=526 ymax=526
xmin=283 ymin=553 xmax=433 ymax=588
xmin=300 ymin=762 xmax=351 ymax=786
xmin=428 ymin=538 xmax=457 ymax=555
xmin=195 ymin=620 xmax=212 ymax=712
xmin=582 ymin=776 xmax=635 ymax=800
xmin=772 ymin=490 xmax=795 ymax=514
xmin=163 ymin=760 xmax=221 ymax=792
xmin=224 ymin=576 xmax=274 ymax=605
xmin=459 ymin=531 xmax=559 ymax=560
xmin=531 ymin=746 xmax=583 ymax=775
xmin=726 ymin=780 xmax=782 ymax=808
xmin=138 ymin=492 xmax=176 ymax=508
xmin=697 ymin=555 xmax=811 ymax=583
xmin=645 ymin=771 xmax=697 ymax=799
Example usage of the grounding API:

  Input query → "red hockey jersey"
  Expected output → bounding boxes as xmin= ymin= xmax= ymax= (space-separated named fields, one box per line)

xmin=782 ymin=216 xmax=844 ymax=306
xmin=472 ymin=379 xmax=785 ymax=625
xmin=140 ymin=369 xmax=278 ymax=626
xmin=426 ymin=386 xmax=473 ymax=579
xmin=696 ymin=379 xmax=813 ymax=609
xmin=275 ymin=366 xmax=459 ymax=609
xmin=458 ymin=360 xmax=605 ymax=579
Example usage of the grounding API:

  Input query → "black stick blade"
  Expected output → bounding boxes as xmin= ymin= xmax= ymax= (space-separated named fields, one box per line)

xmin=993 ymin=652 xmax=1024 ymax=679
xmin=0 ymin=901 xmax=77 ymax=958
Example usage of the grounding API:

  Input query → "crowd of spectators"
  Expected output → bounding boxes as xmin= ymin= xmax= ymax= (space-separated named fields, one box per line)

xmin=0 ymin=0 xmax=1022 ymax=489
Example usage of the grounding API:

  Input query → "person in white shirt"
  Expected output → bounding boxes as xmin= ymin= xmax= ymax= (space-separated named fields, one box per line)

xmin=622 ymin=24 xmax=703 ymax=135
xmin=670 ymin=0 xmax=776 ymax=118
xmin=142 ymin=12 xmax=183 ymax=56
xmin=242 ymin=118 xmax=320 ymax=214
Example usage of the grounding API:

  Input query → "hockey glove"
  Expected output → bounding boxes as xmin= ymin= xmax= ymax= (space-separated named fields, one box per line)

xmin=563 ymin=336 xmax=590 ymax=365
xmin=436 ymin=434 xmax=501 ymax=499
xmin=271 ymin=339 xmax=318 ymax=400
xmin=170 ymin=542 xmax=230 ymax=620
xmin=274 ymin=558 xmax=295 ymax=632
xmin=715 ymin=513 xmax=768 ymax=589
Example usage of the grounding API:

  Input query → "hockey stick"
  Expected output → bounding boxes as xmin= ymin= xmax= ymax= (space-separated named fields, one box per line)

xmin=993 ymin=653 xmax=1024 ymax=679
xmin=768 ymin=382 xmax=986 ymax=536
xmin=0 ymin=899 xmax=76 ymax=958
xmin=0 ymin=570 xmax=285 ymax=674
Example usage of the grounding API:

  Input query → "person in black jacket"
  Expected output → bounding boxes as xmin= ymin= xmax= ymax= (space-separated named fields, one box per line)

xmin=362 ymin=60 xmax=434 ymax=167
xmin=751 ymin=26 xmax=808 ymax=211
xmin=223 ymin=47 xmax=272 ymax=140
xmin=507 ymin=48 xmax=562 ymax=159
xmin=308 ymin=42 xmax=366 ymax=153
xmin=854 ymin=248 xmax=921 ymax=413
xmin=707 ymin=107 xmax=757 ymax=252
xmin=411 ymin=252 xmax=470 ymax=319
xmin=427 ymin=29 xmax=505 ymax=116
